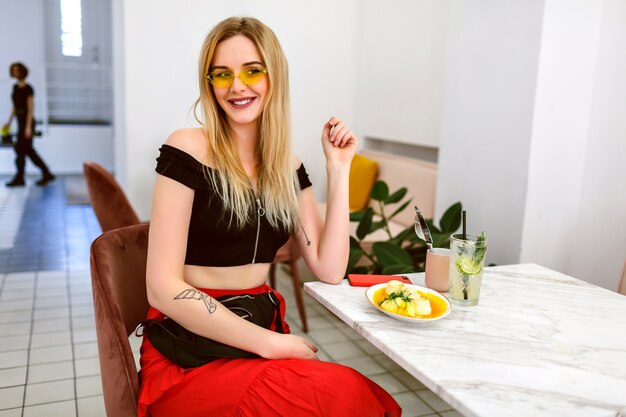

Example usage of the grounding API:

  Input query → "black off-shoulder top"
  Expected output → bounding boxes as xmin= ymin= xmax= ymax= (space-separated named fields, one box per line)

xmin=155 ymin=144 xmax=312 ymax=267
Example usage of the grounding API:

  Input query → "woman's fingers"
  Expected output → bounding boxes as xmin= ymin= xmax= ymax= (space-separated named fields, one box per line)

xmin=306 ymin=339 xmax=319 ymax=353
xmin=327 ymin=117 xmax=355 ymax=147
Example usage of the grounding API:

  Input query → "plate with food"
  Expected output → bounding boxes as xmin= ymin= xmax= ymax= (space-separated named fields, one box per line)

xmin=365 ymin=279 xmax=451 ymax=323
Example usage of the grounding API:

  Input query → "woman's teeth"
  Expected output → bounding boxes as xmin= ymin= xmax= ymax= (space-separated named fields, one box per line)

xmin=232 ymin=98 xmax=252 ymax=105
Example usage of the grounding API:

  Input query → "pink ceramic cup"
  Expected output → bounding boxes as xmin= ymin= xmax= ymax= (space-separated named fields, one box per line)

xmin=425 ymin=248 xmax=450 ymax=292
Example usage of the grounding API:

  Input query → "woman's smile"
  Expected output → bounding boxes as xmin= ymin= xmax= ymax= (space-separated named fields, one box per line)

xmin=228 ymin=96 xmax=257 ymax=109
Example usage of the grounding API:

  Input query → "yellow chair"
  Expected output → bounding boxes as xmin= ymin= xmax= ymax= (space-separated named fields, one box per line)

xmin=349 ymin=154 xmax=379 ymax=212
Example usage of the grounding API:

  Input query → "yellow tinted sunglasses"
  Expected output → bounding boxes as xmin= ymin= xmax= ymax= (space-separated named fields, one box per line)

xmin=206 ymin=66 xmax=268 ymax=88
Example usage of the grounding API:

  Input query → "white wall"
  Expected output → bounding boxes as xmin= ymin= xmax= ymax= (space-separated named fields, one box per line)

xmin=435 ymin=0 xmax=545 ymax=266
xmin=115 ymin=0 xmax=359 ymax=218
xmin=520 ymin=0 xmax=603 ymax=274
xmin=0 ymin=0 xmax=47 ymax=132
xmin=356 ymin=0 xmax=449 ymax=149
xmin=0 ymin=125 xmax=114 ymax=175
xmin=557 ymin=0 xmax=626 ymax=290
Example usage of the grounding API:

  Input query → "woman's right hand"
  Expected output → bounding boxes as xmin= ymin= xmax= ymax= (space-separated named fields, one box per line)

xmin=262 ymin=333 xmax=319 ymax=360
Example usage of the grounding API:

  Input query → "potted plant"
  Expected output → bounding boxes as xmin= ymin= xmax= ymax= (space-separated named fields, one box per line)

xmin=347 ymin=180 xmax=462 ymax=275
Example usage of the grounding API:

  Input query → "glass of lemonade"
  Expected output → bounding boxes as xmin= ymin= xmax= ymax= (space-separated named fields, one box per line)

xmin=448 ymin=233 xmax=487 ymax=306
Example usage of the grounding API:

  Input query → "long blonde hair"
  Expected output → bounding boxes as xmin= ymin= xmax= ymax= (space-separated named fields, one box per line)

xmin=194 ymin=17 xmax=299 ymax=231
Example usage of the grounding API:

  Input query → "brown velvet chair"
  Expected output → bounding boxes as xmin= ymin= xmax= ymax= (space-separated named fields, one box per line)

xmin=90 ymin=223 xmax=150 ymax=417
xmin=83 ymin=161 xmax=141 ymax=232
xmin=269 ymin=238 xmax=308 ymax=333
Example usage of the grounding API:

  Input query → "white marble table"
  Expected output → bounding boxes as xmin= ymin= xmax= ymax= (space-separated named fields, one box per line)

xmin=304 ymin=264 xmax=626 ymax=417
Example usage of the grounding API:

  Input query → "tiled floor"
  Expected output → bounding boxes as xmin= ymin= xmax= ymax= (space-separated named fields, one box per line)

xmin=0 ymin=176 xmax=462 ymax=417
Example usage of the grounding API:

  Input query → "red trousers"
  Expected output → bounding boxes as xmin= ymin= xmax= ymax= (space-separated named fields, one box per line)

xmin=138 ymin=284 xmax=401 ymax=417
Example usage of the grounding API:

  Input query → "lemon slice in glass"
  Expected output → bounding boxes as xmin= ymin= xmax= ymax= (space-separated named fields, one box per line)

xmin=456 ymin=256 xmax=482 ymax=275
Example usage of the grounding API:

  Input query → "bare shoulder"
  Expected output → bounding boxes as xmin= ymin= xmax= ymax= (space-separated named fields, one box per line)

xmin=292 ymin=154 xmax=302 ymax=168
xmin=165 ymin=128 xmax=209 ymax=164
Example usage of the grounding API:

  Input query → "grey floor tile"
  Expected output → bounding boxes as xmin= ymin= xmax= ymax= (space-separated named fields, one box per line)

xmin=316 ymin=350 xmax=332 ymax=362
xmin=0 ymin=288 xmax=34 ymax=301
xmin=0 ymin=366 xmax=27 ymax=388
xmin=75 ymin=375 xmax=103 ymax=398
xmin=128 ymin=335 xmax=142 ymax=353
xmin=72 ymin=328 xmax=97 ymax=344
xmin=323 ymin=340 xmax=366 ymax=360
xmin=30 ymin=330 xmax=71 ymax=349
xmin=368 ymin=372 xmax=410 ymax=394
xmin=339 ymin=356 xmax=387 ymax=376
xmin=304 ymin=315 xmax=336 ymax=330
xmin=32 ymin=317 xmax=71 ymax=334
xmin=74 ymin=357 xmax=101 ymax=378
xmin=0 ymin=408 xmax=22 ymax=417
xmin=339 ymin=325 xmax=366 ymax=341
xmin=73 ymin=342 xmax=99 ymax=360
xmin=393 ymin=369 xmax=427 ymax=391
xmin=34 ymin=296 xmax=70 ymax=309
xmin=22 ymin=400 xmax=76 ymax=417
xmin=309 ymin=327 xmax=349 ymax=344
xmin=0 ymin=350 xmax=28 ymax=370
xmin=77 ymin=395 xmax=106 ymax=417
xmin=0 ymin=299 xmax=33 ymax=313
xmin=393 ymin=391 xmax=434 ymax=417
xmin=24 ymin=379 xmax=75 ymax=406
xmin=372 ymin=352 xmax=403 ymax=372
xmin=32 ymin=307 xmax=69 ymax=321
xmin=27 ymin=360 xmax=74 ymax=384
xmin=71 ymin=315 xmax=95 ymax=330
xmin=0 ymin=310 xmax=32 ymax=324
xmin=29 ymin=344 xmax=73 ymax=365
xmin=416 ymin=389 xmax=456 ymax=412
xmin=0 ymin=335 xmax=30 ymax=353
xmin=440 ymin=410 xmax=464 ymax=417
xmin=71 ymin=305 xmax=95 ymax=318
xmin=34 ymin=287 xmax=68 ymax=299
xmin=69 ymin=294 xmax=94 ymax=306
xmin=0 ymin=386 xmax=24 ymax=410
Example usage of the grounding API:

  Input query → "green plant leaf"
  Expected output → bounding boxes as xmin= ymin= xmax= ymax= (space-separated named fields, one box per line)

xmin=426 ymin=218 xmax=441 ymax=234
xmin=370 ymin=180 xmax=389 ymax=202
xmin=352 ymin=266 xmax=370 ymax=274
xmin=385 ymin=187 xmax=407 ymax=204
xmin=389 ymin=199 xmax=412 ymax=221
xmin=369 ymin=220 xmax=386 ymax=234
xmin=349 ymin=236 xmax=362 ymax=249
xmin=389 ymin=226 xmax=414 ymax=245
xmin=382 ymin=265 xmax=414 ymax=275
xmin=372 ymin=242 xmax=413 ymax=267
xmin=349 ymin=210 xmax=367 ymax=222
xmin=346 ymin=247 xmax=364 ymax=275
xmin=431 ymin=231 xmax=452 ymax=249
xmin=356 ymin=207 xmax=374 ymax=240
xmin=439 ymin=201 xmax=462 ymax=233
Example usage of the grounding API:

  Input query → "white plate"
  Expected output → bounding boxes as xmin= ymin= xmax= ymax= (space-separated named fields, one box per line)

xmin=365 ymin=283 xmax=451 ymax=323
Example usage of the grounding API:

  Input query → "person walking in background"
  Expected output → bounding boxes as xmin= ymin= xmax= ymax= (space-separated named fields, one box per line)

xmin=2 ymin=62 xmax=55 ymax=187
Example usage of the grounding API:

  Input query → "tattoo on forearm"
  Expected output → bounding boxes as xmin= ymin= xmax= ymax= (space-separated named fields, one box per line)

xmin=174 ymin=289 xmax=217 ymax=314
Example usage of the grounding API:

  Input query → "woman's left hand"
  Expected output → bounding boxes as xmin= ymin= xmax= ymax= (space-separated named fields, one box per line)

xmin=24 ymin=126 xmax=32 ymax=139
xmin=321 ymin=117 xmax=357 ymax=165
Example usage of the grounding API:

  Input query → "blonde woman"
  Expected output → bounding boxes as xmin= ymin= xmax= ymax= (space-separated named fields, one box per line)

xmin=138 ymin=17 xmax=401 ymax=417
